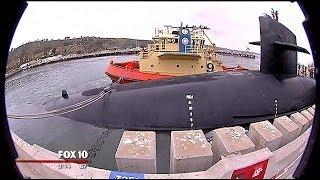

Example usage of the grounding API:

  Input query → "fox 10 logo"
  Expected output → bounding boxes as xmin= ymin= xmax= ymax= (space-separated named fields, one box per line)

xmin=57 ymin=150 xmax=89 ymax=169
xmin=58 ymin=150 xmax=88 ymax=159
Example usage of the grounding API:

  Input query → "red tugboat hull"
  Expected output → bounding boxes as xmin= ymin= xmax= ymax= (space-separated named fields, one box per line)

xmin=105 ymin=61 xmax=248 ymax=84
xmin=105 ymin=61 xmax=172 ymax=83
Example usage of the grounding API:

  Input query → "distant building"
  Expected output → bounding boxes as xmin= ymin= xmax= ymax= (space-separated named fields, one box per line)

xmin=297 ymin=63 xmax=314 ymax=78
xmin=19 ymin=62 xmax=31 ymax=70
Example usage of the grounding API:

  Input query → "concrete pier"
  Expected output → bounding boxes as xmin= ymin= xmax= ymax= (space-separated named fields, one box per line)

xmin=273 ymin=116 xmax=300 ymax=147
xmin=11 ymin=123 xmax=313 ymax=179
xmin=170 ymin=130 xmax=213 ymax=173
xmin=115 ymin=131 xmax=157 ymax=173
xmin=10 ymin=104 xmax=315 ymax=178
xmin=248 ymin=121 xmax=283 ymax=151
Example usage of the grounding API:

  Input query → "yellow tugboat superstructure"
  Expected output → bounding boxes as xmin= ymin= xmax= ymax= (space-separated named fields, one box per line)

xmin=139 ymin=24 xmax=223 ymax=76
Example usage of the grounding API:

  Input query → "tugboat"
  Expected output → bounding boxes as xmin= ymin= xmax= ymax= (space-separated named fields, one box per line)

xmin=105 ymin=24 xmax=247 ymax=83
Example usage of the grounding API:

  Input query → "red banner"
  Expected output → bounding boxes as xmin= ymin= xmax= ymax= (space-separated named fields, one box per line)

xmin=231 ymin=159 xmax=269 ymax=179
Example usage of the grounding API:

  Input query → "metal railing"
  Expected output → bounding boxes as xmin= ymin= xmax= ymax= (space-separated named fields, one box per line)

xmin=184 ymin=45 xmax=201 ymax=53
xmin=148 ymin=44 xmax=179 ymax=53
xmin=146 ymin=43 xmax=203 ymax=53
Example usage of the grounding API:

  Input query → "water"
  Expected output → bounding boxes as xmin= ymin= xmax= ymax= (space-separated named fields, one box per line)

xmin=218 ymin=54 xmax=260 ymax=70
xmin=5 ymin=54 xmax=260 ymax=173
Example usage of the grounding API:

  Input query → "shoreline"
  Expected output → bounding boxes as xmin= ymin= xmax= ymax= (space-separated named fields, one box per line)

xmin=5 ymin=48 xmax=259 ymax=79
xmin=5 ymin=49 xmax=141 ymax=79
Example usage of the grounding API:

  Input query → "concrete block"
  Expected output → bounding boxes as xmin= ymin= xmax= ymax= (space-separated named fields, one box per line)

xmin=290 ymin=112 xmax=309 ymax=133
xmin=273 ymin=116 xmax=301 ymax=147
xmin=301 ymin=109 xmax=314 ymax=124
xmin=115 ymin=131 xmax=156 ymax=173
xmin=211 ymin=126 xmax=255 ymax=163
xmin=307 ymin=107 xmax=315 ymax=116
xmin=248 ymin=121 xmax=283 ymax=151
xmin=170 ymin=130 xmax=213 ymax=173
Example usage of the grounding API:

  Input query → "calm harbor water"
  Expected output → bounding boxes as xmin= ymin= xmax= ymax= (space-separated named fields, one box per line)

xmin=5 ymin=54 xmax=260 ymax=173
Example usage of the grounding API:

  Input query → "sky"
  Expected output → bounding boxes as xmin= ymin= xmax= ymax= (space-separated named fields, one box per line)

xmin=11 ymin=1 xmax=313 ymax=65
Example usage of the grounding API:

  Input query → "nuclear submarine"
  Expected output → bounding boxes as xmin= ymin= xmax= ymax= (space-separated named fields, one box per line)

xmin=45 ymin=15 xmax=315 ymax=131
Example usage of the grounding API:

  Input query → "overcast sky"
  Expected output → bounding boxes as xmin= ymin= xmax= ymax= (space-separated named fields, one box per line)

xmin=11 ymin=1 xmax=313 ymax=65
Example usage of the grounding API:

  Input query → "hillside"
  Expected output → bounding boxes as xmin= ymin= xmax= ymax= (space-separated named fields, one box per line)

xmin=7 ymin=36 xmax=150 ymax=71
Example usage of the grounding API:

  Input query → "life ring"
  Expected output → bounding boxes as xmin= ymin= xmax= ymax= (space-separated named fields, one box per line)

xmin=181 ymin=38 xmax=189 ymax=45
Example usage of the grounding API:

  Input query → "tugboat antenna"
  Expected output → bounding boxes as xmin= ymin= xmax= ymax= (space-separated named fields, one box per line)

xmin=203 ymin=31 xmax=215 ymax=48
xmin=171 ymin=24 xmax=210 ymax=30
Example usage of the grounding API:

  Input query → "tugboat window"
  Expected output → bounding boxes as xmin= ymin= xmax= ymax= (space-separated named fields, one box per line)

xmin=172 ymin=30 xmax=179 ymax=35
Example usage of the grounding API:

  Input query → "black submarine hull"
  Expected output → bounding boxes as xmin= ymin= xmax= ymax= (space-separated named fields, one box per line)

xmin=45 ymin=15 xmax=316 ymax=131
xmin=46 ymin=71 xmax=315 ymax=130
